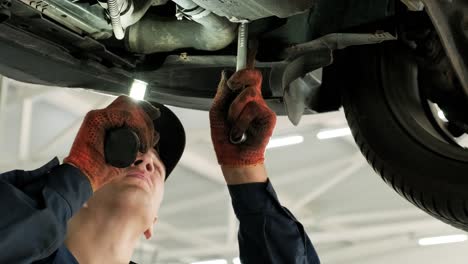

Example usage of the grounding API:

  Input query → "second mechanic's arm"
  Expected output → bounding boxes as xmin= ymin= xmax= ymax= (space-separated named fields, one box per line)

xmin=210 ymin=70 xmax=320 ymax=264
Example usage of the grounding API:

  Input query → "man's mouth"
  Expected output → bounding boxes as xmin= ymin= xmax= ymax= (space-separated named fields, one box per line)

xmin=126 ymin=173 xmax=152 ymax=189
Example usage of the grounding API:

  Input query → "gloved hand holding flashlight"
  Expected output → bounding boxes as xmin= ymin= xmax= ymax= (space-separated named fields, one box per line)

xmin=64 ymin=95 xmax=160 ymax=191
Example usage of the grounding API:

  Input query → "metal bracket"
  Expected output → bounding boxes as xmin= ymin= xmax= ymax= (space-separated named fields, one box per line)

xmin=421 ymin=0 xmax=468 ymax=98
xmin=0 ymin=0 xmax=11 ymax=22
xmin=269 ymin=32 xmax=397 ymax=125
xmin=400 ymin=0 xmax=424 ymax=11
xmin=17 ymin=0 xmax=112 ymax=39
xmin=284 ymin=71 xmax=321 ymax=125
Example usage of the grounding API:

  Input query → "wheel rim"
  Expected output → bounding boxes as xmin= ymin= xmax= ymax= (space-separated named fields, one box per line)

xmin=379 ymin=45 xmax=468 ymax=162
xmin=426 ymin=101 xmax=468 ymax=149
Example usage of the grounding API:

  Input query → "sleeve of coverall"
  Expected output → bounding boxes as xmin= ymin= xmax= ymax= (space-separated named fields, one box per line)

xmin=0 ymin=158 xmax=92 ymax=264
xmin=228 ymin=179 xmax=321 ymax=264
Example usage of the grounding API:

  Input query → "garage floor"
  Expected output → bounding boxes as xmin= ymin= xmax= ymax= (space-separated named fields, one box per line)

xmin=1 ymin=76 xmax=467 ymax=263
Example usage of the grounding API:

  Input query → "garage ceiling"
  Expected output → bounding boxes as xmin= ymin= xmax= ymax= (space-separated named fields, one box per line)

xmin=1 ymin=76 xmax=467 ymax=264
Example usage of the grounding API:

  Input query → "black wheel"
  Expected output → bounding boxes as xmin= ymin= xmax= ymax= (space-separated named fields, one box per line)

xmin=337 ymin=41 xmax=468 ymax=231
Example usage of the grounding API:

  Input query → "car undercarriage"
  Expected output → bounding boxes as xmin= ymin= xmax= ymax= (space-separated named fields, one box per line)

xmin=2 ymin=0 xmax=468 ymax=234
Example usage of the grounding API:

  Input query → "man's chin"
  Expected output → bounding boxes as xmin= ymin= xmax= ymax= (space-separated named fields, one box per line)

xmin=109 ymin=183 xmax=153 ymax=211
xmin=122 ymin=176 xmax=152 ymax=192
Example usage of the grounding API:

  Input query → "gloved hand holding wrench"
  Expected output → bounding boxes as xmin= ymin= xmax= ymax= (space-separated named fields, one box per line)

xmin=209 ymin=22 xmax=277 ymax=167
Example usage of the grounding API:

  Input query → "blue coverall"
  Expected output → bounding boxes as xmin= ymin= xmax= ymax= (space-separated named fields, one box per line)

xmin=0 ymin=158 xmax=321 ymax=264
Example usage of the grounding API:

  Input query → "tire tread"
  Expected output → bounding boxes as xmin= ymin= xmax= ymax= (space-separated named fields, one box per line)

xmin=340 ymin=47 xmax=468 ymax=230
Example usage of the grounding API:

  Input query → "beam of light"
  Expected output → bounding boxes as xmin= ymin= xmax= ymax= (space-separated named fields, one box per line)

xmin=418 ymin=234 xmax=468 ymax=246
xmin=129 ymin=79 xmax=147 ymax=100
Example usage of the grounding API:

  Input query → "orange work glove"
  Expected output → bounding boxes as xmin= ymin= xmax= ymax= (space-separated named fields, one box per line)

xmin=64 ymin=95 xmax=160 ymax=191
xmin=209 ymin=69 xmax=277 ymax=167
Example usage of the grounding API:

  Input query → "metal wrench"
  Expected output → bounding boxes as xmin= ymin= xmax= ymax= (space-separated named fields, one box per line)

xmin=230 ymin=22 xmax=249 ymax=144
xmin=236 ymin=22 xmax=249 ymax=71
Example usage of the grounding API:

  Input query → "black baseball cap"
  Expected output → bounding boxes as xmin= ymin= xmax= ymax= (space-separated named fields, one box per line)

xmin=151 ymin=102 xmax=186 ymax=180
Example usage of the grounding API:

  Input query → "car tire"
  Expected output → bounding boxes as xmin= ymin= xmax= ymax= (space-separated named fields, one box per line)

xmin=337 ymin=42 xmax=468 ymax=231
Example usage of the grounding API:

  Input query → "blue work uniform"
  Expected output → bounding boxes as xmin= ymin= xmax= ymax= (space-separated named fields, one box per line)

xmin=0 ymin=158 xmax=320 ymax=264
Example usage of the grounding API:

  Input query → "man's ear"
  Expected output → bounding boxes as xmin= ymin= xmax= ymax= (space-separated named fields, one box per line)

xmin=144 ymin=217 xmax=158 ymax=240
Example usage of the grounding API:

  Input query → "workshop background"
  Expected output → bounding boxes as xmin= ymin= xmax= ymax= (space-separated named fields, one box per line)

xmin=1 ymin=76 xmax=467 ymax=264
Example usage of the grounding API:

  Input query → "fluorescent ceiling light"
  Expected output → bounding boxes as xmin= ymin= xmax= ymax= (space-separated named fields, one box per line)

xmin=232 ymin=257 xmax=241 ymax=264
xmin=317 ymin=127 xmax=351 ymax=140
xmin=191 ymin=259 xmax=228 ymax=264
xmin=129 ymin=79 xmax=147 ymax=100
xmin=418 ymin=234 xmax=468 ymax=246
xmin=266 ymin=135 xmax=304 ymax=149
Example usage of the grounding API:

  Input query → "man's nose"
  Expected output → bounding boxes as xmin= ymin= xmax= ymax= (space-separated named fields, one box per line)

xmin=133 ymin=152 xmax=154 ymax=173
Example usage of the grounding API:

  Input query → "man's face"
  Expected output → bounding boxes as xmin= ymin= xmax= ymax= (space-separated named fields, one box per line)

xmin=88 ymin=149 xmax=166 ymax=230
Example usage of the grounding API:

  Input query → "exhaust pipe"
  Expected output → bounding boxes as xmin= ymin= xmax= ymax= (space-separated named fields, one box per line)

xmin=126 ymin=0 xmax=236 ymax=53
